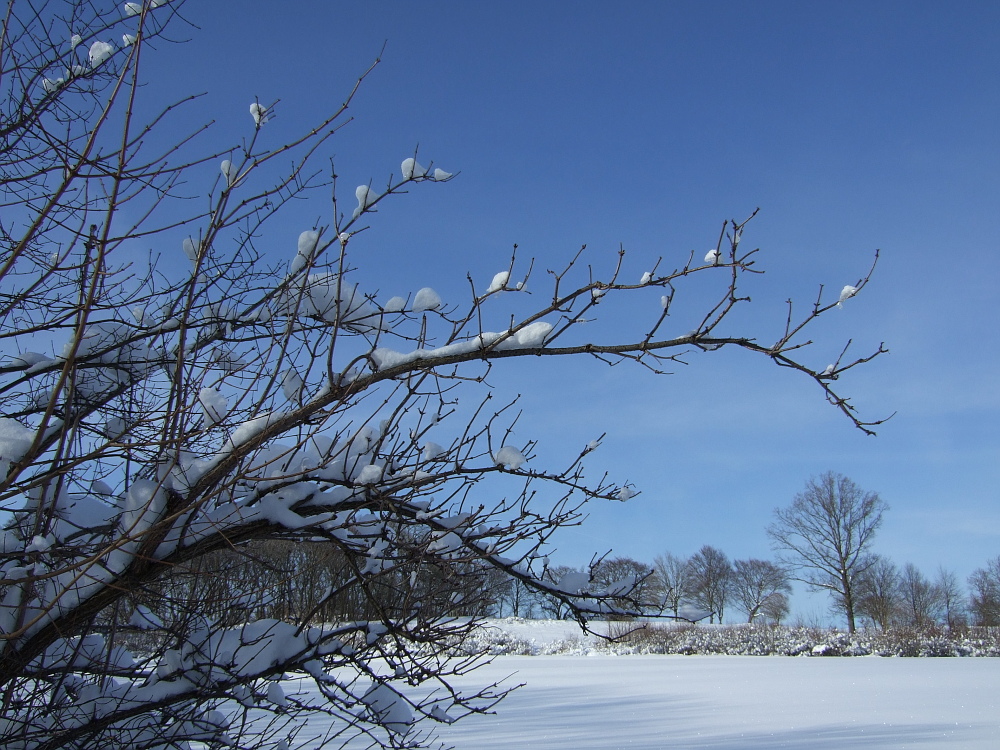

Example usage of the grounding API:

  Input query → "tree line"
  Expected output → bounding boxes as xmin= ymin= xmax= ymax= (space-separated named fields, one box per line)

xmin=149 ymin=471 xmax=999 ymax=632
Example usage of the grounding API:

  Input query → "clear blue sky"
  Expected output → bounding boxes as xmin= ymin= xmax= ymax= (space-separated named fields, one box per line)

xmin=145 ymin=1 xmax=999 ymax=620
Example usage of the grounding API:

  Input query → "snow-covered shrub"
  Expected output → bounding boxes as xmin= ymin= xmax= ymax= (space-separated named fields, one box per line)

xmin=0 ymin=3 xmax=885 ymax=749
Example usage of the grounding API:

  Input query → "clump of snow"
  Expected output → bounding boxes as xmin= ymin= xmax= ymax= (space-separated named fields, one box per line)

xmin=88 ymin=40 xmax=114 ymax=68
xmin=291 ymin=230 xmax=319 ymax=274
xmin=591 ymin=287 xmax=606 ymax=301
xmin=352 ymin=185 xmax=376 ymax=219
xmin=361 ymin=683 xmax=412 ymax=736
xmin=267 ymin=681 xmax=287 ymax=708
xmin=122 ymin=33 xmax=136 ymax=46
xmin=413 ymin=287 xmax=442 ymax=312
xmin=182 ymin=237 xmax=198 ymax=264
xmin=383 ymin=296 xmax=406 ymax=313
xmin=640 ymin=271 xmax=653 ymax=285
xmin=198 ymin=388 xmax=228 ymax=426
xmin=0 ymin=418 xmax=35 ymax=468
xmin=355 ymin=464 xmax=383 ymax=485
xmin=617 ymin=486 xmax=636 ymax=501
xmin=422 ymin=442 xmax=445 ymax=461
xmin=838 ymin=285 xmax=858 ymax=307
xmin=493 ymin=446 xmax=526 ymax=470
xmin=401 ymin=158 xmax=428 ymax=180
xmin=129 ymin=605 xmax=163 ymax=630
xmin=502 ymin=321 xmax=552 ymax=348
xmin=250 ymin=102 xmax=268 ymax=126
xmin=220 ymin=159 xmax=235 ymax=186
xmin=487 ymin=271 xmax=510 ymax=294
xmin=704 ymin=248 xmax=720 ymax=264
xmin=281 ymin=368 xmax=303 ymax=404
xmin=123 ymin=2 xmax=142 ymax=16
xmin=4 ymin=352 xmax=49 ymax=369
xmin=70 ymin=34 xmax=82 ymax=49
xmin=433 ymin=168 xmax=453 ymax=181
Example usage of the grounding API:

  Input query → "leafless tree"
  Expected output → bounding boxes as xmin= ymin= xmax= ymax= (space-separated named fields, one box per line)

xmin=768 ymin=473 xmax=888 ymax=633
xmin=731 ymin=558 xmax=792 ymax=623
xmin=897 ymin=563 xmax=943 ymax=628
xmin=652 ymin=552 xmax=694 ymax=619
xmin=934 ymin=566 xmax=967 ymax=630
xmin=0 ymin=2 xmax=887 ymax=748
xmin=759 ymin=591 xmax=790 ymax=625
xmin=855 ymin=554 xmax=901 ymax=630
xmin=968 ymin=556 xmax=1000 ymax=627
xmin=688 ymin=545 xmax=732 ymax=623
xmin=590 ymin=556 xmax=657 ymax=616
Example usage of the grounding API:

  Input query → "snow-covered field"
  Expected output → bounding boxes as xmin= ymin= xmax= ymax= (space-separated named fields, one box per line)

xmin=289 ymin=619 xmax=1000 ymax=749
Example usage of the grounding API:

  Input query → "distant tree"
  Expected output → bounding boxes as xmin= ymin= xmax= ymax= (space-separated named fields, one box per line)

xmin=653 ymin=552 xmax=695 ymax=618
xmin=897 ymin=563 xmax=943 ymax=628
xmin=538 ymin=565 xmax=583 ymax=620
xmin=935 ymin=566 xmax=967 ymax=630
xmin=968 ymin=556 xmax=1000 ymax=626
xmin=855 ymin=555 xmax=901 ymax=630
xmin=688 ymin=546 xmax=732 ymax=623
xmin=760 ymin=591 xmax=791 ymax=625
xmin=731 ymin=558 xmax=792 ymax=623
xmin=591 ymin=556 xmax=656 ymax=615
xmin=768 ymin=472 xmax=888 ymax=633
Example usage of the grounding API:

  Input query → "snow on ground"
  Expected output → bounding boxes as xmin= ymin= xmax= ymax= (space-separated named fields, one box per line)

xmin=284 ymin=619 xmax=1000 ymax=749
xmin=432 ymin=655 xmax=1000 ymax=749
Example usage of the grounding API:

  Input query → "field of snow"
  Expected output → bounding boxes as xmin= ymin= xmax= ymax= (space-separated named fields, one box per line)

xmin=289 ymin=619 xmax=1000 ymax=749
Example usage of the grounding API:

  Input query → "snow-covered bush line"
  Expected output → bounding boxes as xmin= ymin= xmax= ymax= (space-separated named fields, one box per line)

xmin=463 ymin=620 xmax=1000 ymax=657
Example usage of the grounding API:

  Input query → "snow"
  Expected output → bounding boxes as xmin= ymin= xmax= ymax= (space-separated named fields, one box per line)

xmin=487 ymin=271 xmax=509 ymax=293
xmin=640 ymin=271 xmax=652 ymax=285
xmin=182 ymin=237 xmax=198 ymax=263
xmin=198 ymin=387 xmax=228 ymax=426
xmin=249 ymin=102 xmax=268 ymax=126
xmin=0 ymin=418 xmax=34 ymax=464
xmin=88 ymin=41 xmax=114 ymax=67
xmin=361 ymin=682 xmax=413 ymax=736
xmin=839 ymin=284 xmax=858 ymax=307
xmin=220 ymin=159 xmax=235 ymax=186
xmin=276 ymin=618 xmax=1000 ymax=750
xmin=291 ymin=230 xmax=319 ymax=274
xmin=401 ymin=158 xmax=427 ymax=179
xmin=129 ymin=605 xmax=163 ymax=630
xmin=704 ymin=248 xmax=721 ymax=264
xmin=383 ymin=295 xmax=406 ymax=312
xmin=124 ymin=2 xmax=142 ymax=16
xmin=493 ymin=446 xmax=526 ymax=470
xmin=352 ymin=185 xmax=375 ymax=219
xmin=429 ymin=655 xmax=1000 ymax=750
xmin=281 ymin=368 xmax=303 ymax=404
xmin=123 ymin=33 xmax=136 ymax=46
xmin=501 ymin=321 xmax=552 ymax=348
xmin=412 ymin=287 xmax=442 ymax=311
xmin=433 ymin=168 xmax=453 ymax=181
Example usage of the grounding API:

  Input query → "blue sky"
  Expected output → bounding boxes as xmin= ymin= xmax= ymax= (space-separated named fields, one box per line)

xmin=143 ymin=2 xmax=998 ymax=620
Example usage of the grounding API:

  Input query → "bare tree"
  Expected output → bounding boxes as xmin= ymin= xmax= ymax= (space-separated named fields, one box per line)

xmin=855 ymin=554 xmax=901 ymax=630
xmin=0 ymin=2 xmax=886 ymax=748
xmin=768 ymin=473 xmax=888 ymax=633
xmin=935 ymin=566 xmax=967 ymax=630
xmin=731 ymin=558 xmax=792 ymax=623
xmin=688 ymin=545 xmax=733 ymax=624
xmin=897 ymin=563 xmax=943 ymax=628
xmin=591 ymin=556 xmax=656 ymax=616
xmin=968 ymin=556 xmax=1000 ymax=627
xmin=653 ymin=552 xmax=694 ymax=619
xmin=760 ymin=591 xmax=790 ymax=625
